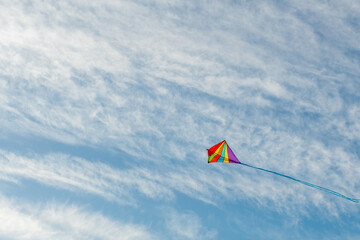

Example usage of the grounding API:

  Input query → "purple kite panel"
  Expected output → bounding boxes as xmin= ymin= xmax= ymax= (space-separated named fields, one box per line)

xmin=227 ymin=145 xmax=240 ymax=163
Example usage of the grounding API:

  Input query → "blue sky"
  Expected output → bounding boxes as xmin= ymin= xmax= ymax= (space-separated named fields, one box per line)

xmin=0 ymin=0 xmax=360 ymax=239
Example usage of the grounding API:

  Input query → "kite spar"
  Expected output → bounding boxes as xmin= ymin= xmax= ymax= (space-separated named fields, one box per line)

xmin=207 ymin=140 xmax=359 ymax=203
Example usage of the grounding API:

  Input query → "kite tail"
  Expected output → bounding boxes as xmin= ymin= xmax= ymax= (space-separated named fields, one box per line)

xmin=241 ymin=163 xmax=359 ymax=203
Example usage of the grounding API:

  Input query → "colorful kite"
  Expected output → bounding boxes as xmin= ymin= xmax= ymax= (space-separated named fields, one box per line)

xmin=208 ymin=140 xmax=359 ymax=203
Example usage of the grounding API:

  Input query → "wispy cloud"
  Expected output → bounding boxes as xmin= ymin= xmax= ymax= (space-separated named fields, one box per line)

xmin=0 ymin=195 xmax=153 ymax=240
xmin=1 ymin=0 xmax=358 ymax=152
xmin=0 ymin=0 xmax=359 ymax=214
xmin=164 ymin=208 xmax=216 ymax=240
xmin=0 ymin=150 xmax=174 ymax=204
xmin=1 ymin=146 xmax=359 ymax=214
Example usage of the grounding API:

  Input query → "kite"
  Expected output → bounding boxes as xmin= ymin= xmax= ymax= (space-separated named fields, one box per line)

xmin=208 ymin=140 xmax=359 ymax=203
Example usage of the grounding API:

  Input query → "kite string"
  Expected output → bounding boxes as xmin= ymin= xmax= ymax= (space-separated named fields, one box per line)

xmin=240 ymin=163 xmax=359 ymax=203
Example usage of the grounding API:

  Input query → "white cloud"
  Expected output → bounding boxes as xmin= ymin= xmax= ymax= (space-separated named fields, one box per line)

xmin=343 ymin=106 xmax=360 ymax=140
xmin=165 ymin=209 xmax=216 ymax=240
xmin=1 ymin=145 xmax=359 ymax=214
xmin=0 ymin=0 xmax=359 ymax=213
xmin=0 ymin=150 xmax=174 ymax=204
xmin=0 ymin=0 xmax=359 ymax=154
xmin=0 ymin=195 xmax=153 ymax=240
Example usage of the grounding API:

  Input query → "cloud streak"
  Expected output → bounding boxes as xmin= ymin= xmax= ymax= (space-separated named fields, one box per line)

xmin=165 ymin=208 xmax=216 ymax=240
xmin=0 ymin=150 xmax=174 ymax=204
xmin=1 ymin=144 xmax=359 ymax=214
xmin=0 ymin=0 xmax=359 ymax=214
xmin=0 ymin=195 xmax=153 ymax=240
